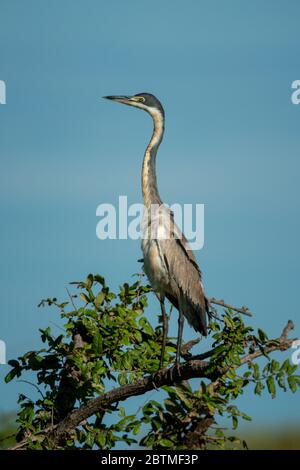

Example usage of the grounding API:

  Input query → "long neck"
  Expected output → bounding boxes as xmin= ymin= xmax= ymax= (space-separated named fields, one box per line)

xmin=142 ymin=109 xmax=165 ymax=208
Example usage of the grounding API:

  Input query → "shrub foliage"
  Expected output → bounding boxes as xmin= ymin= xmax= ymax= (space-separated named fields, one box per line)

xmin=5 ymin=273 xmax=298 ymax=450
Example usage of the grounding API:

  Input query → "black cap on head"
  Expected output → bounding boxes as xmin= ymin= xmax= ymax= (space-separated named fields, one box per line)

xmin=134 ymin=93 xmax=165 ymax=116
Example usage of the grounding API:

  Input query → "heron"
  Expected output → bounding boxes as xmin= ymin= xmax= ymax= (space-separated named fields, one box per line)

xmin=104 ymin=93 xmax=209 ymax=370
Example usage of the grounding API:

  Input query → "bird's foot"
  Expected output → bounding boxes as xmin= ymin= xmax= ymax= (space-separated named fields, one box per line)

xmin=151 ymin=365 xmax=164 ymax=390
xmin=169 ymin=360 xmax=181 ymax=382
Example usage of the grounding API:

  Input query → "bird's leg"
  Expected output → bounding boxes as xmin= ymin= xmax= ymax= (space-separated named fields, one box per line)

xmin=176 ymin=308 xmax=184 ymax=366
xmin=169 ymin=309 xmax=184 ymax=381
xmin=159 ymin=299 xmax=168 ymax=369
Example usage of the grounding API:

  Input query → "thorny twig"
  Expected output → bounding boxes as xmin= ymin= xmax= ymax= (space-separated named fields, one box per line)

xmin=208 ymin=297 xmax=253 ymax=317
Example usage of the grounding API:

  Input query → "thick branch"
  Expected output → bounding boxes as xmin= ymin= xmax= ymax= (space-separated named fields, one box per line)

xmin=48 ymin=359 xmax=210 ymax=446
xmin=54 ymin=332 xmax=86 ymax=421
xmin=184 ymin=414 xmax=214 ymax=449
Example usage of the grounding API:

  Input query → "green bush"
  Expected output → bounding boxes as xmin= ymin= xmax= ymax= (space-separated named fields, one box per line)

xmin=4 ymin=273 xmax=298 ymax=450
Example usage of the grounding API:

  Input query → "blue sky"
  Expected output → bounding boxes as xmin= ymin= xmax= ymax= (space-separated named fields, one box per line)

xmin=0 ymin=0 xmax=300 ymax=434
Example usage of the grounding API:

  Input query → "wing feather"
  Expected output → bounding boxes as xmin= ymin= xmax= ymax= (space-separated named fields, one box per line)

xmin=159 ymin=216 xmax=208 ymax=335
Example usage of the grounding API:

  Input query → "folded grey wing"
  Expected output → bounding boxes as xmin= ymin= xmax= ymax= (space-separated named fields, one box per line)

xmin=159 ymin=221 xmax=208 ymax=335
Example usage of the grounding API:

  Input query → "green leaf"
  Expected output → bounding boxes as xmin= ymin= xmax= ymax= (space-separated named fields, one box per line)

xmin=258 ymin=328 xmax=268 ymax=343
xmin=95 ymin=291 xmax=105 ymax=308
xmin=271 ymin=359 xmax=280 ymax=373
xmin=4 ymin=368 xmax=18 ymax=383
xmin=266 ymin=376 xmax=276 ymax=398
xmin=215 ymin=428 xmax=224 ymax=438
xmin=139 ymin=317 xmax=154 ymax=335
xmin=86 ymin=274 xmax=94 ymax=289
xmin=19 ymin=403 xmax=34 ymax=424
xmin=43 ymin=399 xmax=53 ymax=406
xmin=160 ymin=438 xmax=174 ymax=447
xmin=92 ymin=332 xmax=103 ymax=355
xmin=94 ymin=274 xmax=105 ymax=285
xmin=96 ymin=431 xmax=106 ymax=448
xmin=287 ymin=376 xmax=298 ymax=393
xmin=7 ymin=359 xmax=20 ymax=368
xmin=287 ymin=363 xmax=298 ymax=375
xmin=80 ymin=292 xmax=90 ymax=303
xmin=118 ymin=373 xmax=127 ymax=386
xmin=253 ymin=363 xmax=260 ymax=380
xmin=224 ymin=316 xmax=235 ymax=329
xmin=134 ymin=330 xmax=143 ymax=343
xmin=276 ymin=373 xmax=287 ymax=391
xmin=254 ymin=381 xmax=264 ymax=395
xmin=133 ymin=423 xmax=141 ymax=435
xmin=86 ymin=431 xmax=95 ymax=448
xmin=280 ymin=359 xmax=290 ymax=373
xmin=240 ymin=412 xmax=252 ymax=421
xmin=232 ymin=415 xmax=238 ymax=430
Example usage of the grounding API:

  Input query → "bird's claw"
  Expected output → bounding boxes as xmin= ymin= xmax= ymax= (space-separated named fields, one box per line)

xmin=169 ymin=360 xmax=181 ymax=382
xmin=151 ymin=367 xmax=162 ymax=390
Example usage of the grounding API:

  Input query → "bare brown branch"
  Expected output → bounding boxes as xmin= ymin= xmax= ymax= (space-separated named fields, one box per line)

xmin=208 ymin=297 xmax=253 ymax=317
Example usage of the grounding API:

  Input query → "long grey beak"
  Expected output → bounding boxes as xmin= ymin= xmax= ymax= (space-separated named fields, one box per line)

xmin=103 ymin=95 xmax=132 ymax=103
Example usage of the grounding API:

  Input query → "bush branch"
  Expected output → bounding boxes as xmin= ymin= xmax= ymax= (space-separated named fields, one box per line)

xmin=208 ymin=297 xmax=253 ymax=316
xmin=10 ymin=320 xmax=296 ymax=449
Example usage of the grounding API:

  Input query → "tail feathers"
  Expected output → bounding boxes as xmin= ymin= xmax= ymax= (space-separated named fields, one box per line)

xmin=191 ymin=303 xmax=208 ymax=336
xmin=165 ymin=292 xmax=208 ymax=336
xmin=178 ymin=298 xmax=208 ymax=336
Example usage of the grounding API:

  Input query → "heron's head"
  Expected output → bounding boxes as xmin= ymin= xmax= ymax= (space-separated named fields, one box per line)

xmin=103 ymin=93 xmax=164 ymax=118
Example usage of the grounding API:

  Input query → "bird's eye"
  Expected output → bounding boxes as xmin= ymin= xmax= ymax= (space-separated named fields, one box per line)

xmin=134 ymin=96 xmax=145 ymax=103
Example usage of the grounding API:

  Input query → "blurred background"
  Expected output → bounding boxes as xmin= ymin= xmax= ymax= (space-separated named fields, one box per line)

xmin=0 ymin=0 xmax=299 ymax=449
